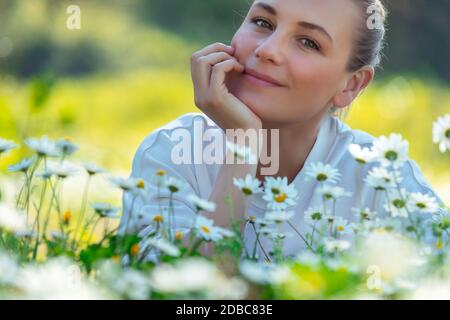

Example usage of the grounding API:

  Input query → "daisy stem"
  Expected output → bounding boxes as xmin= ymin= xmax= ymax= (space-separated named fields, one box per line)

xmin=87 ymin=216 xmax=101 ymax=244
xmin=168 ymin=192 xmax=174 ymax=242
xmin=71 ymin=175 xmax=91 ymax=250
xmin=287 ymin=221 xmax=315 ymax=252
xmin=31 ymin=178 xmax=48 ymax=261
xmin=250 ymin=222 xmax=271 ymax=262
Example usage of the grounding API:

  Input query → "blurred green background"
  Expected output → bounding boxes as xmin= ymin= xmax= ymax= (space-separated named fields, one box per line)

xmin=0 ymin=0 xmax=448 ymax=203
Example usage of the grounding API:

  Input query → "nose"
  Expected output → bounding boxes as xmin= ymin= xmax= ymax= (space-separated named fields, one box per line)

xmin=254 ymin=31 xmax=284 ymax=64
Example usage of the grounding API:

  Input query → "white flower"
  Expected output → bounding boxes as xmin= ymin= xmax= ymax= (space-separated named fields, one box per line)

xmin=233 ymin=174 xmax=262 ymax=196
xmin=91 ymin=203 xmax=120 ymax=218
xmin=187 ymin=194 xmax=216 ymax=213
xmin=140 ymin=237 xmax=180 ymax=257
xmin=352 ymin=207 xmax=377 ymax=221
xmin=239 ymin=261 xmax=290 ymax=285
xmin=304 ymin=207 xmax=324 ymax=225
xmin=0 ymin=203 xmax=27 ymax=232
xmin=305 ymin=162 xmax=341 ymax=183
xmin=384 ymin=188 xmax=410 ymax=218
xmin=365 ymin=167 xmax=400 ymax=191
xmin=0 ymin=252 xmax=18 ymax=285
xmin=163 ymin=176 xmax=186 ymax=194
xmin=348 ymin=144 xmax=375 ymax=164
xmin=109 ymin=176 xmax=145 ymax=193
xmin=332 ymin=216 xmax=350 ymax=235
xmin=226 ymin=141 xmax=257 ymax=164
xmin=56 ymin=138 xmax=79 ymax=157
xmin=0 ymin=138 xmax=18 ymax=155
xmin=151 ymin=258 xmax=247 ymax=299
xmin=265 ymin=210 xmax=295 ymax=224
xmin=110 ymin=269 xmax=151 ymax=300
xmin=316 ymin=185 xmax=352 ymax=201
xmin=407 ymin=192 xmax=440 ymax=214
xmin=14 ymin=258 xmax=108 ymax=299
xmin=82 ymin=162 xmax=105 ymax=176
xmin=7 ymin=157 xmax=34 ymax=173
xmin=432 ymin=114 xmax=450 ymax=153
xmin=25 ymin=136 xmax=60 ymax=157
xmin=371 ymin=133 xmax=409 ymax=168
xmin=195 ymin=215 xmax=232 ymax=242
xmin=46 ymin=160 xmax=79 ymax=179
xmin=324 ymin=239 xmax=351 ymax=253
xmin=263 ymin=177 xmax=298 ymax=210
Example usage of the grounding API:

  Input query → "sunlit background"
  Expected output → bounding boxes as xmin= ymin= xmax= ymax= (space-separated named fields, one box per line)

xmin=0 ymin=0 xmax=449 ymax=206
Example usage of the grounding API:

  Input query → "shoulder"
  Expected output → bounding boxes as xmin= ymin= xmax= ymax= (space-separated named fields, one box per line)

xmin=134 ymin=112 xmax=217 ymax=155
xmin=333 ymin=117 xmax=444 ymax=204
xmin=333 ymin=116 xmax=376 ymax=147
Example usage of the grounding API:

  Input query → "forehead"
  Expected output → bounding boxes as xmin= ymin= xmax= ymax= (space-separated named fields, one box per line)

xmin=249 ymin=0 xmax=361 ymax=41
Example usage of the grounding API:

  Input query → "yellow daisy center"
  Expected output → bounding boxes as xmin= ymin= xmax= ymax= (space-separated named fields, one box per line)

xmin=275 ymin=193 xmax=287 ymax=203
xmin=201 ymin=226 xmax=211 ymax=234
xmin=156 ymin=169 xmax=167 ymax=176
xmin=153 ymin=214 xmax=164 ymax=223
xmin=130 ymin=244 xmax=140 ymax=257
xmin=136 ymin=179 xmax=145 ymax=189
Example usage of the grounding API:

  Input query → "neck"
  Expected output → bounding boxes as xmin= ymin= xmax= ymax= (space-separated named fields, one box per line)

xmin=257 ymin=110 xmax=330 ymax=184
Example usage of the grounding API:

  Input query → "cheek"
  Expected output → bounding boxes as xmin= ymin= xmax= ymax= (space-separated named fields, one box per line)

xmin=289 ymin=57 xmax=344 ymax=102
xmin=230 ymin=30 xmax=256 ymax=61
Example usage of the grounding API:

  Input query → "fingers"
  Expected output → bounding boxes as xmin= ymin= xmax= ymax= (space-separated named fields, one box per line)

xmin=195 ymin=52 xmax=235 ymax=91
xmin=191 ymin=42 xmax=234 ymax=61
xmin=209 ymin=58 xmax=245 ymax=94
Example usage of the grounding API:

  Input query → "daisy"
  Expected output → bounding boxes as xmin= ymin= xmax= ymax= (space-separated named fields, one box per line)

xmin=226 ymin=141 xmax=257 ymax=164
xmin=25 ymin=136 xmax=60 ymax=157
xmin=316 ymin=185 xmax=352 ymax=201
xmin=163 ymin=176 xmax=186 ymax=194
xmin=365 ymin=167 xmax=400 ymax=191
xmin=352 ymin=207 xmax=377 ymax=221
xmin=332 ymin=216 xmax=350 ymax=236
xmin=432 ymin=114 xmax=450 ymax=153
xmin=265 ymin=210 xmax=295 ymax=224
xmin=109 ymin=176 xmax=140 ymax=192
xmin=0 ymin=203 xmax=27 ymax=232
xmin=91 ymin=203 xmax=120 ymax=218
xmin=263 ymin=177 xmax=298 ymax=210
xmin=187 ymin=194 xmax=216 ymax=213
xmin=82 ymin=162 xmax=105 ymax=176
xmin=56 ymin=138 xmax=79 ymax=157
xmin=348 ymin=144 xmax=375 ymax=164
xmin=195 ymin=215 xmax=229 ymax=242
xmin=233 ymin=174 xmax=262 ymax=196
xmin=0 ymin=138 xmax=18 ymax=156
xmin=407 ymin=192 xmax=440 ymax=214
xmin=384 ymin=188 xmax=410 ymax=218
xmin=304 ymin=207 xmax=324 ymax=225
xmin=371 ymin=133 xmax=409 ymax=168
xmin=7 ymin=157 xmax=34 ymax=173
xmin=324 ymin=239 xmax=351 ymax=253
xmin=305 ymin=162 xmax=341 ymax=183
xmin=46 ymin=160 xmax=79 ymax=179
xmin=140 ymin=237 xmax=180 ymax=257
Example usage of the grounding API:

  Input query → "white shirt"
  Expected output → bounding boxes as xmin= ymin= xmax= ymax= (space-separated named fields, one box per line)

xmin=121 ymin=112 xmax=445 ymax=258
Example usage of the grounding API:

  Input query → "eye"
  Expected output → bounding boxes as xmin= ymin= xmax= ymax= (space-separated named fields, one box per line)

xmin=251 ymin=17 xmax=273 ymax=30
xmin=299 ymin=38 xmax=320 ymax=51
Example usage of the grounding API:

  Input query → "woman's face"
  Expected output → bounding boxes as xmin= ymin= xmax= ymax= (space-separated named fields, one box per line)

xmin=226 ymin=0 xmax=362 ymax=125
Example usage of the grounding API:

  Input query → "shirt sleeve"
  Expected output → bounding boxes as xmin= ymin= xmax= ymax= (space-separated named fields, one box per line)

xmin=119 ymin=127 xmax=198 ymax=238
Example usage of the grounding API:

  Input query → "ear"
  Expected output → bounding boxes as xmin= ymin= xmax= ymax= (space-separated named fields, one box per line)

xmin=332 ymin=66 xmax=374 ymax=109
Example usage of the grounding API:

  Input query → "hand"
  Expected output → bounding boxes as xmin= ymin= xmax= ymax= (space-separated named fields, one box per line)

xmin=190 ymin=42 xmax=262 ymax=131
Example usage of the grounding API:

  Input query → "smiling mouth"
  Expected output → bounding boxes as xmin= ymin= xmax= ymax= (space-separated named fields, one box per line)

xmin=243 ymin=72 xmax=284 ymax=88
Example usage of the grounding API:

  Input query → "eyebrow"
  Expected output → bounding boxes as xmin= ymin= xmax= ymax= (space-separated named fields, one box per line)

xmin=252 ymin=1 xmax=334 ymax=43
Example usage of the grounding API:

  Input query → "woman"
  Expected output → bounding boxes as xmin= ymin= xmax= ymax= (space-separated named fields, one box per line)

xmin=120 ymin=0 xmax=445 ymax=259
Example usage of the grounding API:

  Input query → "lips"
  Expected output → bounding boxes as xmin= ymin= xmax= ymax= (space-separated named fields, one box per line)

xmin=244 ymin=67 xmax=285 ymax=87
